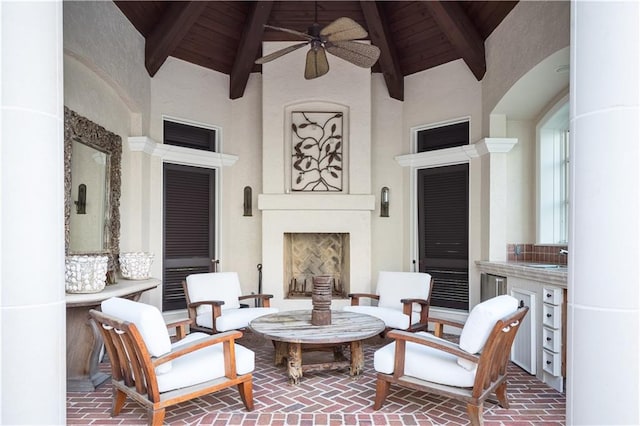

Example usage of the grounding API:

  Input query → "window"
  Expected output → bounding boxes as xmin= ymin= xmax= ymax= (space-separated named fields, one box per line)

xmin=162 ymin=119 xmax=218 ymax=311
xmin=164 ymin=120 xmax=217 ymax=152
xmin=537 ymin=101 xmax=569 ymax=244
xmin=415 ymin=121 xmax=470 ymax=310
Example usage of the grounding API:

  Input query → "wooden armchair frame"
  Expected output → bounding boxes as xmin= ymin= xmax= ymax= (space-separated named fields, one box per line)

xmin=89 ymin=310 xmax=254 ymax=426
xmin=374 ymin=306 xmax=529 ymax=426
xmin=348 ymin=277 xmax=434 ymax=334
xmin=182 ymin=280 xmax=274 ymax=334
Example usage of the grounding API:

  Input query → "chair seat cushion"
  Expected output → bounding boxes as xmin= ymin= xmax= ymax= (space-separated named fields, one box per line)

xmin=343 ymin=305 xmax=420 ymax=330
xmin=156 ymin=332 xmax=255 ymax=393
xmin=374 ymin=331 xmax=476 ymax=388
xmin=196 ymin=307 xmax=279 ymax=332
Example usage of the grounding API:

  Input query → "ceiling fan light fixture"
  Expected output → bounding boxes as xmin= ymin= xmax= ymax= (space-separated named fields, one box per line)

xmin=305 ymin=46 xmax=329 ymax=80
xmin=256 ymin=15 xmax=379 ymax=80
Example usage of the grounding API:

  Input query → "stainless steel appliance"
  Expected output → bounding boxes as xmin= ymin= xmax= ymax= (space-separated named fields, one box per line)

xmin=480 ymin=273 xmax=507 ymax=301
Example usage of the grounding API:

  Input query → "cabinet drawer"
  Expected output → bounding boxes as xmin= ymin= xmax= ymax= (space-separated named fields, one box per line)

xmin=543 ymin=326 xmax=562 ymax=353
xmin=543 ymin=287 xmax=563 ymax=306
xmin=543 ymin=303 xmax=562 ymax=329
xmin=543 ymin=349 xmax=562 ymax=376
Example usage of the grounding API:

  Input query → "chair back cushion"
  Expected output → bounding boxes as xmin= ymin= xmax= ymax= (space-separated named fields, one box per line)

xmin=186 ymin=272 xmax=242 ymax=316
xmin=459 ymin=295 xmax=518 ymax=355
xmin=101 ymin=297 xmax=172 ymax=373
xmin=377 ymin=271 xmax=431 ymax=313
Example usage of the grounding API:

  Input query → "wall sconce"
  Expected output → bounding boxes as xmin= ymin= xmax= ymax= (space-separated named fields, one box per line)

xmin=380 ymin=186 xmax=390 ymax=217
xmin=243 ymin=186 xmax=252 ymax=216
xmin=75 ymin=184 xmax=87 ymax=214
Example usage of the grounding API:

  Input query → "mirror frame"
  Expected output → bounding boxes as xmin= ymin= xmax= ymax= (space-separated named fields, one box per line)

xmin=64 ymin=107 xmax=122 ymax=273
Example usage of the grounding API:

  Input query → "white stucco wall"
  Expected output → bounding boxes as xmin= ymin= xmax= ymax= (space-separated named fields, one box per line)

xmin=226 ymin=74 xmax=264 ymax=290
xmin=63 ymin=0 xmax=149 ymax=134
xmin=145 ymin=57 xmax=264 ymax=297
xmin=402 ymin=60 xmax=484 ymax=303
xmin=371 ymin=74 xmax=405 ymax=274
xmin=63 ymin=0 xmax=151 ymax=286
xmin=63 ymin=55 xmax=142 ymax=273
xmin=61 ymin=1 xmax=571 ymax=314
xmin=506 ymin=120 xmax=536 ymax=243
xmin=483 ymin=0 xmax=570 ymax=136
xmin=261 ymin=42 xmax=373 ymax=195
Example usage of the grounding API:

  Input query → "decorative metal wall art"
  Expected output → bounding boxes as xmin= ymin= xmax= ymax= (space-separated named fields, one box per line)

xmin=291 ymin=111 xmax=343 ymax=192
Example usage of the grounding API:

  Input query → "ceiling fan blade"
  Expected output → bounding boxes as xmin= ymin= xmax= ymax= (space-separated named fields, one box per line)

xmin=304 ymin=46 xmax=329 ymax=80
xmin=321 ymin=17 xmax=368 ymax=42
xmin=255 ymin=42 xmax=309 ymax=64
xmin=264 ymin=24 xmax=314 ymax=41
xmin=325 ymin=40 xmax=381 ymax=68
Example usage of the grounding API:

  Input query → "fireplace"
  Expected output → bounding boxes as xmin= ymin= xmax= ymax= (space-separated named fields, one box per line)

xmin=258 ymin=198 xmax=374 ymax=310
xmin=283 ymin=233 xmax=350 ymax=299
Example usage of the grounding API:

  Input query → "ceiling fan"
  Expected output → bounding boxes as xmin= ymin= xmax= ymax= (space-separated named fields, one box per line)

xmin=255 ymin=14 xmax=381 ymax=80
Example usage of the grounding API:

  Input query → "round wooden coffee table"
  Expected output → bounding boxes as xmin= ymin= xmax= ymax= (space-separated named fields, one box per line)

xmin=249 ymin=310 xmax=385 ymax=384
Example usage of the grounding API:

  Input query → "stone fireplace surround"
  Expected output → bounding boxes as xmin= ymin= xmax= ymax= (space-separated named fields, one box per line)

xmin=259 ymin=194 xmax=374 ymax=311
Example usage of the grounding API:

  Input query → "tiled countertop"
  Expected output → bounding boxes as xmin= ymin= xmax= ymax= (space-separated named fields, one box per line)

xmin=476 ymin=261 xmax=567 ymax=287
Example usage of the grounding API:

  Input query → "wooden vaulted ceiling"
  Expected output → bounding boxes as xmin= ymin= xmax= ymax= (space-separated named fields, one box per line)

xmin=114 ymin=1 xmax=518 ymax=101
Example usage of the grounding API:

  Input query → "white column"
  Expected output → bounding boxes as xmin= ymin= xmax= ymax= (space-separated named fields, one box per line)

xmin=477 ymin=138 xmax=518 ymax=261
xmin=0 ymin=1 xmax=66 ymax=424
xmin=568 ymin=1 xmax=640 ymax=424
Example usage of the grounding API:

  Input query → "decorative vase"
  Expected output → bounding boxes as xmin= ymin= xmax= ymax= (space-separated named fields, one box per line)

xmin=65 ymin=255 xmax=109 ymax=293
xmin=311 ymin=275 xmax=332 ymax=326
xmin=119 ymin=252 xmax=154 ymax=280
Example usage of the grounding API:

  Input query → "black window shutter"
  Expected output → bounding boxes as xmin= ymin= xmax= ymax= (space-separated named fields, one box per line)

xmin=162 ymin=165 xmax=215 ymax=311
xmin=417 ymin=121 xmax=469 ymax=152
xmin=164 ymin=121 xmax=217 ymax=152
xmin=416 ymin=121 xmax=470 ymax=310
xmin=417 ymin=165 xmax=469 ymax=311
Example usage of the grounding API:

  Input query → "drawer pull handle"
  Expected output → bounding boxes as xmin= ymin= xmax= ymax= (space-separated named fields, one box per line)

xmin=546 ymin=361 xmax=552 ymax=365
xmin=546 ymin=313 xmax=552 ymax=318
xmin=546 ymin=293 xmax=552 ymax=298
xmin=546 ymin=337 xmax=552 ymax=341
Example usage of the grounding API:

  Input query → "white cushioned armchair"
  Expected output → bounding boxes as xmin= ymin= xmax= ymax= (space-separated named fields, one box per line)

xmin=183 ymin=272 xmax=279 ymax=334
xmin=343 ymin=271 xmax=433 ymax=334
xmin=373 ymin=295 xmax=529 ymax=426
xmin=91 ymin=297 xmax=255 ymax=426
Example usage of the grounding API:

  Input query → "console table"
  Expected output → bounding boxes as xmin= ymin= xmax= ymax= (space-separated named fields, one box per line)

xmin=66 ymin=278 xmax=160 ymax=392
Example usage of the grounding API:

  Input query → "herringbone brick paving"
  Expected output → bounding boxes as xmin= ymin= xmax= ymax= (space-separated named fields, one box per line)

xmin=67 ymin=333 xmax=566 ymax=425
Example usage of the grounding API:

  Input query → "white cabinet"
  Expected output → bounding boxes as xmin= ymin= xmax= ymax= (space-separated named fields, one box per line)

xmin=510 ymin=288 xmax=536 ymax=374
xmin=476 ymin=261 xmax=568 ymax=392
xmin=542 ymin=286 xmax=565 ymax=392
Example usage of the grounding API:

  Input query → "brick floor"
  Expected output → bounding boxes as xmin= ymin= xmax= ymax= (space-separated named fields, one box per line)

xmin=66 ymin=333 xmax=566 ymax=425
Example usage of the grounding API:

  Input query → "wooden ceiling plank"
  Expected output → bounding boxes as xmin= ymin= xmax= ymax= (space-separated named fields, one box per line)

xmin=230 ymin=1 xmax=274 ymax=100
xmin=145 ymin=1 xmax=208 ymax=77
xmin=422 ymin=1 xmax=486 ymax=81
xmin=360 ymin=1 xmax=404 ymax=101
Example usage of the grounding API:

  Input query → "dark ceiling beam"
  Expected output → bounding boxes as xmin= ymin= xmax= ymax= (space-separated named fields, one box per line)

xmin=230 ymin=1 xmax=274 ymax=100
xmin=145 ymin=1 xmax=208 ymax=77
xmin=360 ymin=1 xmax=404 ymax=101
xmin=422 ymin=1 xmax=486 ymax=81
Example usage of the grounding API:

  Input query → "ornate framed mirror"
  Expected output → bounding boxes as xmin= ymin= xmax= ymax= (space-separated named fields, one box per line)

xmin=64 ymin=107 xmax=121 ymax=277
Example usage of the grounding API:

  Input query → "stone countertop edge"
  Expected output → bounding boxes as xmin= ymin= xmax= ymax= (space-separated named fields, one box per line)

xmin=475 ymin=261 xmax=567 ymax=287
xmin=65 ymin=278 xmax=161 ymax=307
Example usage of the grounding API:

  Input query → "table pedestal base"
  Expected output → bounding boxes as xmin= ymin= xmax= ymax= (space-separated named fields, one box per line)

xmin=274 ymin=341 xmax=366 ymax=385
